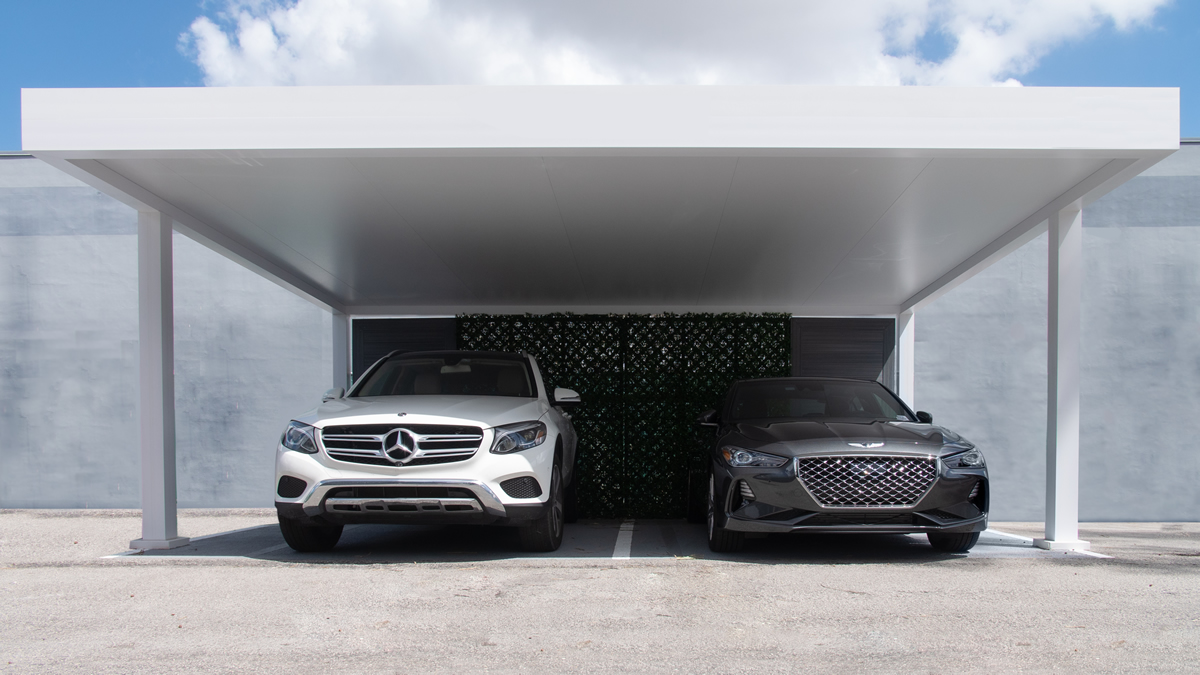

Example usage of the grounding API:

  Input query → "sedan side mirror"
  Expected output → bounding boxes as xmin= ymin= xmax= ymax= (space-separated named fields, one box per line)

xmin=553 ymin=387 xmax=582 ymax=408
xmin=915 ymin=411 xmax=933 ymax=424
xmin=696 ymin=409 xmax=720 ymax=428
xmin=322 ymin=387 xmax=345 ymax=402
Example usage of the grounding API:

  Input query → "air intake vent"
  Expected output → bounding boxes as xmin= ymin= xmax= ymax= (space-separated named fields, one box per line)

xmin=500 ymin=476 xmax=543 ymax=499
xmin=738 ymin=481 xmax=756 ymax=500
xmin=277 ymin=475 xmax=308 ymax=499
xmin=968 ymin=480 xmax=985 ymax=509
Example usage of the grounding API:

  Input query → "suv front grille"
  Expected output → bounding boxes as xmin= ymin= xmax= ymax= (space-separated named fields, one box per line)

xmin=321 ymin=424 xmax=483 ymax=466
xmin=796 ymin=455 xmax=937 ymax=508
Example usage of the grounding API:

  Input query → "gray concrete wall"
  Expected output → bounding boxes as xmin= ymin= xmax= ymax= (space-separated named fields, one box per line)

xmin=918 ymin=143 xmax=1200 ymax=521
xmin=0 ymin=156 xmax=331 ymax=508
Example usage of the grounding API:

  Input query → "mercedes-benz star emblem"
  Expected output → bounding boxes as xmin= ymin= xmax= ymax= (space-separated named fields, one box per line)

xmin=383 ymin=428 xmax=418 ymax=464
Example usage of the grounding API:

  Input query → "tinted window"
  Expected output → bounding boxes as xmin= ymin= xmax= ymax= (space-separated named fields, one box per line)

xmin=352 ymin=356 xmax=534 ymax=398
xmin=728 ymin=380 xmax=912 ymax=422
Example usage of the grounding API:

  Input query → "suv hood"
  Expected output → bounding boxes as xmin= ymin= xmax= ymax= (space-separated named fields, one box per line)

xmin=727 ymin=420 xmax=968 ymax=457
xmin=299 ymin=396 xmax=546 ymax=428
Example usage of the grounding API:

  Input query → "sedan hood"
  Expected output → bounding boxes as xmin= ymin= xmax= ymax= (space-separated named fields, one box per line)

xmin=299 ymin=395 xmax=546 ymax=428
xmin=728 ymin=420 xmax=967 ymax=457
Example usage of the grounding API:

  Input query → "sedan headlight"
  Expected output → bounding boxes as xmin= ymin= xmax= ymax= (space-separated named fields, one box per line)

xmin=281 ymin=421 xmax=318 ymax=454
xmin=490 ymin=421 xmax=548 ymax=454
xmin=721 ymin=446 xmax=789 ymax=468
xmin=943 ymin=448 xmax=985 ymax=468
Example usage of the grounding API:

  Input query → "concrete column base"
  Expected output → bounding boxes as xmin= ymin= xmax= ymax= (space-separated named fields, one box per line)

xmin=130 ymin=537 xmax=191 ymax=551
xmin=1033 ymin=538 xmax=1090 ymax=551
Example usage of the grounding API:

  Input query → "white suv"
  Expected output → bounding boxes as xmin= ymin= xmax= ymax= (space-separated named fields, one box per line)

xmin=274 ymin=351 xmax=580 ymax=552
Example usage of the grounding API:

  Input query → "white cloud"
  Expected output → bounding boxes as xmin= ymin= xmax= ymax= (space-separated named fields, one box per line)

xmin=183 ymin=0 xmax=1171 ymax=87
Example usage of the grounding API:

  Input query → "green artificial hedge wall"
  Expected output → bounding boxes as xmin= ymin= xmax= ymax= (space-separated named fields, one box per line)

xmin=458 ymin=313 xmax=791 ymax=518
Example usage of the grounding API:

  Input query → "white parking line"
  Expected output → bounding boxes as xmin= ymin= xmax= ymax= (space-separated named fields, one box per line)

xmin=985 ymin=528 xmax=1113 ymax=558
xmin=983 ymin=528 xmax=1035 ymax=545
xmin=1071 ymin=549 xmax=1113 ymax=559
xmin=612 ymin=519 xmax=635 ymax=559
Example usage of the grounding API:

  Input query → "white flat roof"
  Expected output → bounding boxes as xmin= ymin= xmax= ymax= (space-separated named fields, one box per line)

xmin=23 ymin=85 xmax=1178 ymax=315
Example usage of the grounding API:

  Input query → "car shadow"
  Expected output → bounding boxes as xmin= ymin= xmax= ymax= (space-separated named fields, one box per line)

xmin=119 ymin=519 xmax=1064 ymax=564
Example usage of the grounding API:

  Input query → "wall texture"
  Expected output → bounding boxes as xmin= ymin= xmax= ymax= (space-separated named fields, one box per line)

xmin=918 ymin=144 xmax=1200 ymax=521
xmin=0 ymin=156 xmax=331 ymax=508
xmin=2 ymin=147 xmax=1198 ymax=521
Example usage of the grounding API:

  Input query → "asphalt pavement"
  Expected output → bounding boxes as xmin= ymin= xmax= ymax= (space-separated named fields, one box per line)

xmin=2 ymin=510 xmax=1198 ymax=673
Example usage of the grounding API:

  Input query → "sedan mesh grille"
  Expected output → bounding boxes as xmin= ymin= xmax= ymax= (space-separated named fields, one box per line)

xmin=796 ymin=455 xmax=937 ymax=507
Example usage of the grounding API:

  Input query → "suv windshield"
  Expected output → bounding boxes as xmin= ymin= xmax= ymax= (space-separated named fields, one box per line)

xmin=728 ymin=379 xmax=913 ymax=422
xmin=352 ymin=354 xmax=534 ymax=398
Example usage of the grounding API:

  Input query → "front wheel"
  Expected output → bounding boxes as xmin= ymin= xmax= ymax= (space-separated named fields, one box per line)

xmin=707 ymin=473 xmax=744 ymax=553
xmin=927 ymin=531 xmax=980 ymax=553
xmin=278 ymin=515 xmax=343 ymax=553
xmin=519 ymin=464 xmax=565 ymax=552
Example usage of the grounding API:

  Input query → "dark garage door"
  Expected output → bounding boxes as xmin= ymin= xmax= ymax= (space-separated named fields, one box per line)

xmin=350 ymin=318 xmax=456 ymax=382
xmin=791 ymin=318 xmax=896 ymax=390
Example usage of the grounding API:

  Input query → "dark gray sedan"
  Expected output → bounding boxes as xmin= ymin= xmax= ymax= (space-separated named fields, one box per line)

xmin=694 ymin=377 xmax=988 ymax=553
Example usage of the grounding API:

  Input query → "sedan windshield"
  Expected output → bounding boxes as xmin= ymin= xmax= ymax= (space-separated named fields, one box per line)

xmin=352 ymin=355 xmax=534 ymax=398
xmin=728 ymin=380 xmax=913 ymax=422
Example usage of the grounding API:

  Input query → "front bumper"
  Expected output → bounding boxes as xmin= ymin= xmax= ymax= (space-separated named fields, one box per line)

xmin=713 ymin=455 xmax=989 ymax=535
xmin=275 ymin=478 xmax=549 ymax=526
xmin=273 ymin=428 xmax=556 ymax=526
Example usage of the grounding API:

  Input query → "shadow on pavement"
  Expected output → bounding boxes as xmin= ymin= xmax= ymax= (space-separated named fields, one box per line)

xmin=119 ymin=519 xmax=1077 ymax=564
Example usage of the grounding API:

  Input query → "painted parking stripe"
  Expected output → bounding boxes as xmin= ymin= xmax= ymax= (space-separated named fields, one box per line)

xmin=985 ymin=528 xmax=1113 ymax=558
xmin=612 ymin=519 xmax=635 ymax=559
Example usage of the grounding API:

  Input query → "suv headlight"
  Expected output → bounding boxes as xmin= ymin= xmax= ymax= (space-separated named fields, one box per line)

xmin=721 ymin=446 xmax=789 ymax=468
xmin=281 ymin=421 xmax=318 ymax=454
xmin=490 ymin=421 xmax=547 ymax=454
xmin=943 ymin=448 xmax=985 ymax=468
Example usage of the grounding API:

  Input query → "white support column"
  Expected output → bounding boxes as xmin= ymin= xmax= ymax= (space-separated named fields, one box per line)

xmin=332 ymin=311 xmax=350 ymax=390
xmin=896 ymin=310 xmax=916 ymax=409
xmin=130 ymin=211 xmax=189 ymax=550
xmin=1035 ymin=205 xmax=1089 ymax=551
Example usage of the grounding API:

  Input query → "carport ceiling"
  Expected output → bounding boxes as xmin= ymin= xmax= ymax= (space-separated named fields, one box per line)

xmin=23 ymin=85 xmax=1178 ymax=315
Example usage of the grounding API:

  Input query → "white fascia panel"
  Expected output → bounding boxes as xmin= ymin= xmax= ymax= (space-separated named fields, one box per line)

xmin=23 ymin=85 xmax=1179 ymax=154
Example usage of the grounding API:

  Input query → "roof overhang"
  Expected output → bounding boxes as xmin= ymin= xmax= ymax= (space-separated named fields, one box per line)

xmin=22 ymin=85 xmax=1179 ymax=316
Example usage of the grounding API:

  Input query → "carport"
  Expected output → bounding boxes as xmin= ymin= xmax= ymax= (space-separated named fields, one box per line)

xmin=21 ymin=84 xmax=1177 ymax=551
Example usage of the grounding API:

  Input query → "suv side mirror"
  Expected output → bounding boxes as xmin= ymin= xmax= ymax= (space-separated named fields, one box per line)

xmin=322 ymin=387 xmax=345 ymax=402
xmin=697 ymin=409 xmax=720 ymax=428
xmin=915 ymin=411 xmax=933 ymax=424
xmin=553 ymin=387 xmax=582 ymax=408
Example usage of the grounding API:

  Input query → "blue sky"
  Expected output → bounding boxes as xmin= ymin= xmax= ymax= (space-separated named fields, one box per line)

xmin=1 ymin=1 xmax=1197 ymax=152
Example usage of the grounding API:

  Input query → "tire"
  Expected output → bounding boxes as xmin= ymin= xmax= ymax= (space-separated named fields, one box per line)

xmin=927 ymin=531 xmax=981 ymax=553
xmin=564 ymin=472 xmax=579 ymax=524
xmin=519 ymin=463 xmax=565 ymax=552
xmin=686 ymin=466 xmax=707 ymax=524
xmin=278 ymin=515 xmax=343 ymax=553
xmin=707 ymin=473 xmax=744 ymax=553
